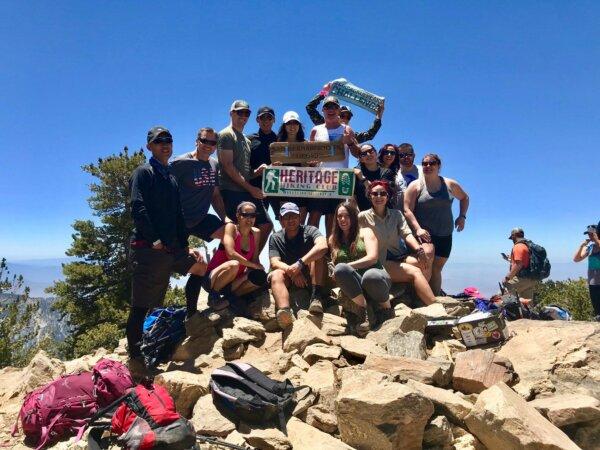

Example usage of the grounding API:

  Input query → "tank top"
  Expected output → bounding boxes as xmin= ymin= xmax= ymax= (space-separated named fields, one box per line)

xmin=333 ymin=236 xmax=383 ymax=275
xmin=414 ymin=176 xmax=454 ymax=237
xmin=207 ymin=229 xmax=256 ymax=277
xmin=312 ymin=123 xmax=349 ymax=169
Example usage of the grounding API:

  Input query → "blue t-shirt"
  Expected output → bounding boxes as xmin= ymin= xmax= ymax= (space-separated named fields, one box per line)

xmin=587 ymin=243 xmax=600 ymax=285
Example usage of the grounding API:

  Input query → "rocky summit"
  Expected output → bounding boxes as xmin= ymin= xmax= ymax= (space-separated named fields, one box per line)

xmin=1 ymin=296 xmax=599 ymax=450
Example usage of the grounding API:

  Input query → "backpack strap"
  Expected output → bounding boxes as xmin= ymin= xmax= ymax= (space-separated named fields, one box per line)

xmin=225 ymin=362 xmax=289 ymax=396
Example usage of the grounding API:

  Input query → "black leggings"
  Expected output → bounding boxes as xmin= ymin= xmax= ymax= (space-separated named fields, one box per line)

xmin=126 ymin=306 xmax=149 ymax=358
xmin=590 ymin=285 xmax=600 ymax=316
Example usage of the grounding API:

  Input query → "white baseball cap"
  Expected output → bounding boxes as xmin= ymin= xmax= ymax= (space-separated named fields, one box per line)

xmin=282 ymin=111 xmax=301 ymax=124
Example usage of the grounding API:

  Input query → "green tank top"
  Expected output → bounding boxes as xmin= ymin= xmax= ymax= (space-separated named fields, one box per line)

xmin=335 ymin=236 xmax=382 ymax=274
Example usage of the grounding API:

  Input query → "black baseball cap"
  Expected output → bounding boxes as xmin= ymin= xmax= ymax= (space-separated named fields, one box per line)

xmin=323 ymin=96 xmax=340 ymax=107
xmin=257 ymin=106 xmax=275 ymax=118
xmin=147 ymin=126 xmax=172 ymax=144
xmin=340 ymin=105 xmax=353 ymax=117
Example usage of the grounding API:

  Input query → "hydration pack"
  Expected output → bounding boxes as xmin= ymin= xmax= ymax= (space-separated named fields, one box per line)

xmin=141 ymin=307 xmax=187 ymax=368
xmin=518 ymin=239 xmax=551 ymax=280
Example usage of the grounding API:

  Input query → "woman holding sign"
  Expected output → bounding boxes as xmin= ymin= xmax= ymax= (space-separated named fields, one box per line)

xmin=276 ymin=111 xmax=308 ymax=223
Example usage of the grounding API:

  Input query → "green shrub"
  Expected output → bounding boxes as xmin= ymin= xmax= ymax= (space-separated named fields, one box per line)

xmin=536 ymin=278 xmax=593 ymax=321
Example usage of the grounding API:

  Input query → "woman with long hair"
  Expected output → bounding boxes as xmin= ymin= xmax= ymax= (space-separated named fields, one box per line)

xmin=358 ymin=180 xmax=437 ymax=307
xmin=205 ymin=201 xmax=268 ymax=309
xmin=378 ymin=143 xmax=400 ymax=174
xmin=276 ymin=111 xmax=308 ymax=223
xmin=404 ymin=153 xmax=470 ymax=295
xmin=329 ymin=201 xmax=392 ymax=334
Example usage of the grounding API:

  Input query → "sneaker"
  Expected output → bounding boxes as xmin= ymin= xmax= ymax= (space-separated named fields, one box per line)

xmin=276 ymin=307 xmax=295 ymax=329
xmin=308 ymin=298 xmax=324 ymax=314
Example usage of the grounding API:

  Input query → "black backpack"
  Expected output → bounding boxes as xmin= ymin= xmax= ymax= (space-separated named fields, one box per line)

xmin=518 ymin=239 xmax=551 ymax=280
xmin=209 ymin=362 xmax=311 ymax=435
xmin=141 ymin=307 xmax=187 ymax=368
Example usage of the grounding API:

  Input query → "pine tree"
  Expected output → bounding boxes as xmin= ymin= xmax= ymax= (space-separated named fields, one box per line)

xmin=48 ymin=147 xmax=146 ymax=358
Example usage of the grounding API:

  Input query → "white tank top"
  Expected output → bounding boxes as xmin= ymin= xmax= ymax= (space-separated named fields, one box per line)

xmin=312 ymin=123 xmax=349 ymax=168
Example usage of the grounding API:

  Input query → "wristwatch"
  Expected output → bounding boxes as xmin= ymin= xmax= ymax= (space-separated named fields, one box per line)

xmin=296 ymin=259 xmax=307 ymax=269
xmin=458 ymin=215 xmax=467 ymax=220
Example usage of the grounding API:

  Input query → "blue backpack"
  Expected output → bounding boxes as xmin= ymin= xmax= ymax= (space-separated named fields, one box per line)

xmin=141 ymin=307 xmax=187 ymax=368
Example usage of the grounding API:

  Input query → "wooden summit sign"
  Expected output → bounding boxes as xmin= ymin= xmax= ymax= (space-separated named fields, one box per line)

xmin=269 ymin=141 xmax=345 ymax=164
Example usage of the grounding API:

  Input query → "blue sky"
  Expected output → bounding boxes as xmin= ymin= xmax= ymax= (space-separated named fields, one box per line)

xmin=1 ymin=2 xmax=599 ymax=286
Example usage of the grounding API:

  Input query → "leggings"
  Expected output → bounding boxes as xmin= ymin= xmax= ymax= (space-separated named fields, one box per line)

xmin=334 ymin=263 xmax=391 ymax=305
xmin=590 ymin=284 xmax=600 ymax=316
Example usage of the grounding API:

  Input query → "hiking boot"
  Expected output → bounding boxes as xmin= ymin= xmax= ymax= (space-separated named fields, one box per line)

xmin=308 ymin=297 xmax=324 ymax=314
xmin=372 ymin=307 xmax=396 ymax=331
xmin=276 ymin=307 xmax=295 ymax=329
xmin=208 ymin=290 xmax=229 ymax=311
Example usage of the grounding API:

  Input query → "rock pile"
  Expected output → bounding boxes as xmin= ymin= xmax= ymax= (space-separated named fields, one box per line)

xmin=1 ymin=295 xmax=599 ymax=449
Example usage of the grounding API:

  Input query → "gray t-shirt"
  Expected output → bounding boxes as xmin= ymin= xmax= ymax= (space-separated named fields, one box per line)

xmin=395 ymin=164 xmax=422 ymax=207
xmin=269 ymin=225 xmax=323 ymax=265
xmin=217 ymin=125 xmax=251 ymax=192
xmin=170 ymin=152 xmax=219 ymax=228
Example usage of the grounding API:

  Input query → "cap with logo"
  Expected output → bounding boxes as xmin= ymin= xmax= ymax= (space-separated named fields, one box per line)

xmin=282 ymin=111 xmax=301 ymax=124
xmin=340 ymin=105 xmax=353 ymax=117
xmin=323 ymin=96 xmax=340 ymax=107
xmin=257 ymin=106 xmax=275 ymax=118
xmin=230 ymin=100 xmax=251 ymax=112
xmin=508 ymin=227 xmax=524 ymax=239
xmin=147 ymin=126 xmax=172 ymax=144
xmin=280 ymin=202 xmax=300 ymax=217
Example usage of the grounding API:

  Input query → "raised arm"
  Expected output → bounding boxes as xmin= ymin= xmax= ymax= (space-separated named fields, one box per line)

xmin=573 ymin=240 xmax=591 ymax=262
xmin=306 ymin=93 xmax=325 ymax=126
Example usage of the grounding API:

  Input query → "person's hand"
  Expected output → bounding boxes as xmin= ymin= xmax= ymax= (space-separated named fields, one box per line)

xmin=272 ymin=161 xmax=283 ymax=166
xmin=416 ymin=229 xmax=431 ymax=243
xmin=254 ymin=164 xmax=268 ymax=176
xmin=503 ymin=275 xmax=511 ymax=284
xmin=152 ymin=242 xmax=165 ymax=251
xmin=251 ymin=262 xmax=265 ymax=271
xmin=342 ymin=127 xmax=356 ymax=145
xmin=319 ymin=82 xmax=332 ymax=96
xmin=286 ymin=261 xmax=303 ymax=278
xmin=455 ymin=216 xmax=466 ymax=232
xmin=376 ymin=100 xmax=385 ymax=119
xmin=249 ymin=186 xmax=265 ymax=200
xmin=189 ymin=248 xmax=205 ymax=263
xmin=353 ymin=167 xmax=363 ymax=178
xmin=306 ymin=160 xmax=319 ymax=167
xmin=291 ymin=272 xmax=308 ymax=288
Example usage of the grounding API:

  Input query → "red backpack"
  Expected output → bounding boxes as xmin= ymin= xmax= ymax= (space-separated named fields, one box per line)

xmin=12 ymin=371 xmax=98 ymax=449
xmin=92 ymin=358 xmax=135 ymax=407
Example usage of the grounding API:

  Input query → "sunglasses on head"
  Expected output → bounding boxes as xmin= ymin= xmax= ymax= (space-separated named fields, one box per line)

xmin=198 ymin=138 xmax=217 ymax=146
xmin=239 ymin=212 xmax=257 ymax=218
xmin=154 ymin=137 xmax=173 ymax=144
xmin=235 ymin=110 xmax=251 ymax=117
xmin=422 ymin=161 xmax=438 ymax=167
xmin=359 ymin=149 xmax=375 ymax=157
xmin=370 ymin=191 xmax=388 ymax=197
xmin=399 ymin=153 xmax=414 ymax=158
xmin=382 ymin=150 xmax=396 ymax=156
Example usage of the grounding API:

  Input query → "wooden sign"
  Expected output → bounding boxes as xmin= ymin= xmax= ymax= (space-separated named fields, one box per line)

xmin=269 ymin=141 xmax=345 ymax=164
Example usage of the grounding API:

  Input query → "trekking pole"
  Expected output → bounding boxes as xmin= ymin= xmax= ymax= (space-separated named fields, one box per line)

xmin=498 ymin=281 xmax=506 ymax=295
xmin=196 ymin=434 xmax=253 ymax=450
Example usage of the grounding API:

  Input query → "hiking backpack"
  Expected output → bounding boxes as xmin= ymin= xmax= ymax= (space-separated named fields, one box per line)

xmin=88 ymin=382 xmax=197 ymax=450
xmin=141 ymin=307 xmax=187 ymax=368
xmin=210 ymin=362 xmax=311 ymax=434
xmin=12 ymin=371 xmax=99 ymax=449
xmin=92 ymin=358 xmax=135 ymax=407
xmin=518 ymin=239 xmax=551 ymax=280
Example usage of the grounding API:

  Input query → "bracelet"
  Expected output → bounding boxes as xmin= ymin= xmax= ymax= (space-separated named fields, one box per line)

xmin=297 ymin=259 xmax=306 ymax=269
xmin=458 ymin=214 xmax=467 ymax=220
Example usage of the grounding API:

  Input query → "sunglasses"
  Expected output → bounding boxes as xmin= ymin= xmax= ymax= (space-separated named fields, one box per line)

xmin=340 ymin=113 xmax=351 ymax=119
xmin=382 ymin=150 xmax=396 ymax=156
xmin=399 ymin=153 xmax=414 ymax=158
xmin=153 ymin=137 xmax=173 ymax=144
xmin=258 ymin=114 xmax=274 ymax=121
xmin=239 ymin=212 xmax=257 ymax=218
xmin=235 ymin=110 xmax=251 ymax=117
xmin=323 ymin=104 xmax=339 ymax=110
xmin=198 ymin=138 xmax=217 ymax=146
xmin=370 ymin=191 xmax=388 ymax=197
xmin=422 ymin=161 xmax=438 ymax=167
xmin=359 ymin=149 xmax=375 ymax=157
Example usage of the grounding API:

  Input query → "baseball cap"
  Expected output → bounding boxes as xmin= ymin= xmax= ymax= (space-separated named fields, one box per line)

xmin=282 ymin=111 xmax=301 ymax=124
xmin=230 ymin=100 xmax=251 ymax=112
xmin=508 ymin=227 xmax=524 ymax=239
xmin=147 ymin=126 xmax=172 ymax=144
xmin=257 ymin=106 xmax=275 ymax=118
xmin=280 ymin=202 xmax=300 ymax=217
xmin=323 ymin=96 xmax=340 ymax=107
xmin=340 ymin=105 xmax=353 ymax=116
xmin=584 ymin=224 xmax=598 ymax=235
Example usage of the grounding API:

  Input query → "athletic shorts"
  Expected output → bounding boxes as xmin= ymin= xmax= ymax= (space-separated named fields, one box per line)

xmin=187 ymin=214 xmax=224 ymax=242
xmin=307 ymin=198 xmax=342 ymax=215
xmin=130 ymin=247 xmax=196 ymax=308
xmin=221 ymin=190 xmax=272 ymax=225
xmin=431 ymin=234 xmax=453 ymax=258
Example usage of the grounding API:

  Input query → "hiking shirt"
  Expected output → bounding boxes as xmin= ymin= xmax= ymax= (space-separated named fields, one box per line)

xmin=268 ymin=225 xmax=323 ymax=265
xmin=333 ymin=236 xmax=383 ymax=275
xmin=395 ymin=164 xmax=423 ymax=207
xmin=511 ymin=242 xmax=530 ymax=270
xmin=414 ymin=176 xmax=454 ymax=237
xmin=587 ymin=242 xmax=600 ymax=285
xmin=217 ymin=125 xmax=251 ymax=192
xmin=169 ymin=153 xmax=219 ymax=228
xmin=354 ymin=163 xmax=396 ymax=211
xmin=359 ymin=208 xmax=413 ymax=265
xmin=130 ymin=157 xmax=187 ymax=248
xmin=248 ymin=129 xmax=277 ymax=188
xmin=312 ymin=123 xmax=348 ymax=169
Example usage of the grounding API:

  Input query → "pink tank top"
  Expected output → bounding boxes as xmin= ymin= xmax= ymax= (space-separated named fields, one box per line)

xmin=207 ymin=230 xmax=256 ymax=277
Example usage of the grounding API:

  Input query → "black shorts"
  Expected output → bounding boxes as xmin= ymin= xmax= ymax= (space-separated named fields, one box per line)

xmin=221 ymin=190 xmax=272 ymax=225
xmin=430 ymin=234 xmax=453 ymax=258
xmin=187 ymin=214 xmax=225 ymax=242
xmin=307 ymin=198 xmax=342 ymax=215
xmin=130 ymin=247 xmax=196 ymax=308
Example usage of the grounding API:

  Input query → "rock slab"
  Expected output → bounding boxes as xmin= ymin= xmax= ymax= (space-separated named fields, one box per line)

xmin=453 ymin=349 xmax=516 ymax=394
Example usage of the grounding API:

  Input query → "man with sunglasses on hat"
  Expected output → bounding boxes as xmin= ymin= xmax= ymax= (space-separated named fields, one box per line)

xmin=218 ymin=100 xmax=273 ymax=252
xmin=353 ymin=143 xmax=396 ymax=211
xmin=127 ymin=126 xmax=207 ymax=377
xmin=306 ymin=82 xmax=385 ymax=143
xmin=395 ymin=143 xmax=423 ymax=208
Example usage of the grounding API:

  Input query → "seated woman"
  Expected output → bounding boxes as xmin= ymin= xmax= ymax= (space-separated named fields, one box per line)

xmin=358 ymin=181 xmax=437 ymax=306
xmin=205 ymin=202 xmax=268 ymax=312
xmin=329 ymin=201 xmax=392 ymax=334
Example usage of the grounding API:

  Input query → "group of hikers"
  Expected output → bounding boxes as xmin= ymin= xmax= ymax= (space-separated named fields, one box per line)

xmin=126 ymin=86 xmax=599 ymax=376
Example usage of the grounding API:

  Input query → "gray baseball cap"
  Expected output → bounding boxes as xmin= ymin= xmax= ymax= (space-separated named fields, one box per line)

xmin=280 ymin=202 xmax=300 ymax=217
xmin=508 ymin=227 xmax=524 ymax=239
xmin=230 ymin=100 xmax=251 ymax=112
xmin=323 ymin=96 xmax=340 ymax=107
